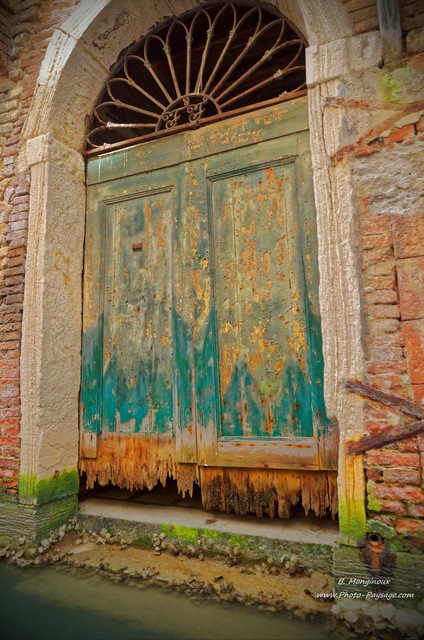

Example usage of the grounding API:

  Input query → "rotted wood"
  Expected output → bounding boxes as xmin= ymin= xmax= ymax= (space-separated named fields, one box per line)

xmin=345 ymin=379 xmax=424 ymax=455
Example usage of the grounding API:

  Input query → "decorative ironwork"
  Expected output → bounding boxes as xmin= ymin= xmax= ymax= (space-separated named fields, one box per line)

xmin=86 ymin=2 xmax=307 ymax=150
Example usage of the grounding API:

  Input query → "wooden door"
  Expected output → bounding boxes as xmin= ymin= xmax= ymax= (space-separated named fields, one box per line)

xmin=81 ymin=98 xmax=338 ymax=513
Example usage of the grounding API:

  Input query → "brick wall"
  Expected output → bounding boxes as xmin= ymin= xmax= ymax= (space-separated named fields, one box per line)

xmin=342 ymin=0 xmax=424 ymax=36
xmin=358 ymin=116 xmax=424 ymax=542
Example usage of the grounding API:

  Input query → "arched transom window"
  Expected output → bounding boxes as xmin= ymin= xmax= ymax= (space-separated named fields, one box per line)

xmin=86 ymin=2 xmax=307 ymax=150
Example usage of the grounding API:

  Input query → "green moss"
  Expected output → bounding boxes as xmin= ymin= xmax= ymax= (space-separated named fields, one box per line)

xmin=338 ymin=499 xmax=367 ymax=544
xmin=366 ymin=481 xmax=382 ymax=513
xmin=160 ymin=524 xmax=198 ymax=544
xmin=19 ymin=470 xmax=79 ymax=505
xmin=367 ymin=519 xmax=397 ymax=539
xmin=132 ymin=536 xmax=153 ymax=549
xmin=376 ymin=64 xmax=411 ymax=104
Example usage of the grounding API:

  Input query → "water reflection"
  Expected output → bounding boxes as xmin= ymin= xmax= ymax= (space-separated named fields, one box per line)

xmin=0 ymin=564 xmax=336 ymax=640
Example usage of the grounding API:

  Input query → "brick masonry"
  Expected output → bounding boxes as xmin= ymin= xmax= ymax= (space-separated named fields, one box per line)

xmin=357 ymin=116 xmax=424 ymax=540
xmin=0 ymin=0 xmax=423 ymax=549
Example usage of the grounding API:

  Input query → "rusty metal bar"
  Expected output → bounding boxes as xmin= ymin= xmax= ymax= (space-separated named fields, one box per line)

xmin=346 ymin=379 xmax=424 ymax=420
xmin=346 ymin=420 xmax=424 ymax=455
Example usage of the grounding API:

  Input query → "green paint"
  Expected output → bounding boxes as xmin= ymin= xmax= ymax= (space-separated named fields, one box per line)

xmin=19 ymin=471 xmax=79 ymax=505
xmin=366 ymin=519 xmax=397 ymax=539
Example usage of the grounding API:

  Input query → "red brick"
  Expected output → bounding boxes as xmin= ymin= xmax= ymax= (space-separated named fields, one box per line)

xmin=361 ymin=215 xmax=392 ymax=236
xmin=408 ymin=504 xmax=424 ymax=517
xmin=365 ymin=451 xmax=420 ymax=467
xmin=2 ymin=445 xmax=20 ymax=458
xmin=366 ymin=468 xmax=383 ymax=482
xmin=364 ymin=272 xmax=396 ymax=290
xmin=365 ymin=290 xmax=398 ymax=304
xmin=404 ymin=320 xmax=424 ymax=384
xmin=367 ymin=362 xmax=408 ymax=374
xmin=368 ymin=304 xmax=401 ymax=318
xmin=385 ymin=124 xmax=415 ymax=144
xmin=366 ymin=406 xmax=400 ymax=421
xmin=417 ymin=116 xmax=424 ymax=133
xmin=392 ymin=213 xmax=424 ymax=260
xmin=0 ymin=368 xmax=19 ymax=379
xmin=383 ymin=468 xmax=421 ymax=485
xmin=361 ymin=234 xmax=392 ymax=250
xmin=0 ymin=457 xmax=19 ymax=470
xmin=367 ymin=334 xmax=405 ymax=348
xmin=369 ymin=347 xmax=403 ymax=362
xmin=8 ymin=247 xmax=25 ymax=257
xmin=367 ymin=319 xmax=400 ymax=333
xmin=397 ymin=438 xmax=420 ymax=453
xmin=395 ymin=519 xmax=424 ymax=536
xmin=365 ymin=421 xmax=387 ymax=434
xmin=375 ymin=485 xmax=424 ymax=502
xmin=2 ymin=426 xmax=20 ymax=436
xmin=0 ymin=467 xmax=18 ymax=479
xmin=0 ymin=341 xmax=20 ymax=351
xmin=366 ymin=260 xmax=395 ymax=277
xmin=379 ymin=500 xmax=407 ymax=516
xmin=413 ymin=385 xmax=424 ymax=405
xmin=397 ymin=257 xmax=424 ymax=321
xmin=0 ymin=437 xmax=20 ymax=447
xmin=363 ymin=246 xmax=393 ymax=264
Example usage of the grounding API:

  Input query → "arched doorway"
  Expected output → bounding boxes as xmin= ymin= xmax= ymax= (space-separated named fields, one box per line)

xmin=80 ymin=2 xmax=338 ymax=520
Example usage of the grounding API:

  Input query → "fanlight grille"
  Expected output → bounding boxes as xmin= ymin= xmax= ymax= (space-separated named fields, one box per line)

xmin=86 ymin=2 xmax=307 ymax=150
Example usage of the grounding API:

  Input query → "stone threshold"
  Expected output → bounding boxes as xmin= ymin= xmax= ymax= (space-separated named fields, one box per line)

xmin=79 ymin=498 xmax=339 ymax=546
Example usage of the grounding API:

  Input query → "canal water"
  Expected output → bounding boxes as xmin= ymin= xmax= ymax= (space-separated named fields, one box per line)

xmin=0 ymin=563 xmax=339 ymax=640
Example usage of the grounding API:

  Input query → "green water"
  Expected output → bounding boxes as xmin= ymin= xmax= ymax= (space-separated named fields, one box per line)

xmin=0 ymin=563 xmax=339 ymax=640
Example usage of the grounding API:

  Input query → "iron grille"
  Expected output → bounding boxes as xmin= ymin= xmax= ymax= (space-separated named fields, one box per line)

xmin=86 ymin=2 xmax=307 ymax=151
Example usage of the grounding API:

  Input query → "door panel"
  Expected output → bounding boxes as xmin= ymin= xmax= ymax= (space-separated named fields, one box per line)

xmin=103 ymin=187 xmax=174 ymax=436
xmin=188 ymin=135 xmax=326 ymax=469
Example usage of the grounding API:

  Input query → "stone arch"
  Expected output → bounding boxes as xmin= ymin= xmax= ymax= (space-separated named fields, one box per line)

xmin=18 ymin=0 xmax=373 ymax=537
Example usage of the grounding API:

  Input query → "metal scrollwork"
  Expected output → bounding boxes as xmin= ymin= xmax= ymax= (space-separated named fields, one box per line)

xmin=86 ymin=3 xmax=306 ymax=150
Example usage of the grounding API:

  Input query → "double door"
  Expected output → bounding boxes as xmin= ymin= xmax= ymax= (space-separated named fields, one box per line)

xmin=81 ymin=98 xmax=337 ymax=485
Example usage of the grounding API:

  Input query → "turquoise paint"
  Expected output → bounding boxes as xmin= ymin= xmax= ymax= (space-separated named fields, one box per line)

xmin=173 ymin=309 xmax=193 ymax=435
xmin=81 ymin=314 xmax=103 ymax=433
xmin=195 ymin=308 xmax=220 ymax=434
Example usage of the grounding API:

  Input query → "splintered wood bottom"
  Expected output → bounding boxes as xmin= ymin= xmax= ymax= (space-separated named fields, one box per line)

xmin=199 ymin=468 xmax=338 ymax=518
xmin=80 ymin=434 xmax=338 ymax=518
xmin=79 ymin=434 xmax=198 ymax=497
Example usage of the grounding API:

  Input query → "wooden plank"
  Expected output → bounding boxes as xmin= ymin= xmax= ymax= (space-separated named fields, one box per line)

xmin=214 ymin=438 xmax=320 ymax=469
xmin=346 ymin=379 xmax=424 ymax=420
xmin=346 ymin=420 xmax=424 ymax=456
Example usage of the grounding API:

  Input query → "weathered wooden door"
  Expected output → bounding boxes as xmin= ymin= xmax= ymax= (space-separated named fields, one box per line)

xmin=81 ymin=98 xmax=338 ymax=516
